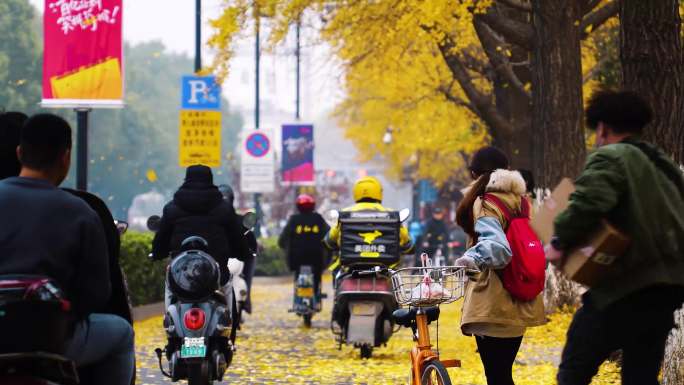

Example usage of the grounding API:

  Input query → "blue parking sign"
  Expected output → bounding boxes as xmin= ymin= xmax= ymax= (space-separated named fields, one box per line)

xmin=181 ymin=75 xmax=221 ymax=110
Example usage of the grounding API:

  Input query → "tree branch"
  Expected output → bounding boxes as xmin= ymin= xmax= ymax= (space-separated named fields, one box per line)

xmin=438 ymin=85 xmax=477 ymax=114
xmin=583 ymin=55 xmax=610 ymax=84
xmin=581 ymin=1 xmax=618 ymax=38
xmin=584 ymin=0 xmax=602 ymax=15
xmin=436 ymin=37 xmax=516 ymax=138
xmin=474 ymin=18 xmax=531 ymax=99
xmin=460 ymin=49 xmax=492 ymax=77
xmin=478 ymin=11 xmax=534 ymax=50
xmin=495 ymin=0 xmax=531 ymax=13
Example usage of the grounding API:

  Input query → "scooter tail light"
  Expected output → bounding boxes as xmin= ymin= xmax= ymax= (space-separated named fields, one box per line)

xmin=183 ymin=308 xmax=206 ymax=330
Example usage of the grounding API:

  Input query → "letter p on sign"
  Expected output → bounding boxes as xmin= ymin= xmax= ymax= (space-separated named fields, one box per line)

xmin=181 ymin=75 xmax=221 ymax=111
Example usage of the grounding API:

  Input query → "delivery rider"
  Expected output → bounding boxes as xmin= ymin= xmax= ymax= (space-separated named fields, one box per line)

xmin=324 ymin=176 xmax=414 ymax=280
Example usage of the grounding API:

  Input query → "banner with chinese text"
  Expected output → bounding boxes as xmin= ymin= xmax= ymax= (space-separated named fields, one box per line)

xmin=42 ymin=0 xmax=124 ymax=107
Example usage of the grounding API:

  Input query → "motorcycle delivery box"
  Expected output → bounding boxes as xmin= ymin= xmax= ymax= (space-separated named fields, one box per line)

xmin=531 ymin=178 xmax=630 ymax=287
xmin=339 ymin=210 xmax=401 ymax=267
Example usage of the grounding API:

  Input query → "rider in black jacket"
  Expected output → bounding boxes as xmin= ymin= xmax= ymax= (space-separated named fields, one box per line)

xmin=151 ymin=165 xmax=249 ymax=288
xmin=417 ymin=207 xmax=449 ymax=265
xmin=279 ymin=194 xmax=330 ymax=295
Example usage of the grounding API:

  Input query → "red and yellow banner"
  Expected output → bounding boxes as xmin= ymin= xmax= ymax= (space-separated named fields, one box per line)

xmin=42 ymin=0 xmax=124 ymax=107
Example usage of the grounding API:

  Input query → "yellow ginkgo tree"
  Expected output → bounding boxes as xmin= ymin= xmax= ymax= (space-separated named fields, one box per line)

xmin=208 ymin=0 xmax=619 ymax=188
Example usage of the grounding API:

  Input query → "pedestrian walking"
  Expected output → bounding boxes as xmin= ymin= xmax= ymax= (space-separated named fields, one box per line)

xmin=454 ymin=146 xmax=546 ymax=385
xmin=548 ymin=89 xmax=684 ymax=385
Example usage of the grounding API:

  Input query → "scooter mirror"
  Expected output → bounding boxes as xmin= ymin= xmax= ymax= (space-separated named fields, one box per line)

xmin=242 ymin=211 xmax=258 ymax=229
xmin=147 ymin=215 xmax=161 ymax=232
xmin=399 ymin=208 xmax=410 ymax=222
xmin=328 ymin=210 xmax=339 ymax=222
xmin=115 ymin=220 xmax=129 ymax=235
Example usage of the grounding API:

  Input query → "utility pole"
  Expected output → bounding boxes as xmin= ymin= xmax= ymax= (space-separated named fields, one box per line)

xmin=195 ymin=0 xmax=202 ymax=73
xmin=295 ymin=19 xmax=301 ymax=120
xmin=253 ymin=7 xmax=262 ymax=238
xmin=292 ymin=19 xmax=302 ymax=201
xmin=75 ymin=108 xmax=90 ymax=190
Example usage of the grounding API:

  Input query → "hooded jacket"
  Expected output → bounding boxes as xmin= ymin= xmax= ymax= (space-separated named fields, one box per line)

xmin=460 ymin=169 xmax=546 ymax=337
xmin=151 ymin=166 xmax=248 ymax=285
xmin=554 ymin=139 xmax=684 ymax=309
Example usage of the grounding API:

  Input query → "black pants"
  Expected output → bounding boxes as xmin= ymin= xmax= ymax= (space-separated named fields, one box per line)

xmin=475 ymin=335 xmax=523 ymax=385
xmin=558 ymin=285 xmax=684 ymax=385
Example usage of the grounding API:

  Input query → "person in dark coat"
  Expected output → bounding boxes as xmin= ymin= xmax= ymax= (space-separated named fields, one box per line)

xmin=219 ymin=184 xmax=256 ymax=314
xmin=0 ymin=111 xmax=28 ymax=180
xmin=417 ymin=206 xmax=449 ymax=265
xmin=0 ymin=113 xmax=134 ymax=385
xmin=151 ymin=165 xmax=250 ymax=299
xmin=279 ymin=194 xmax=330 ymax=295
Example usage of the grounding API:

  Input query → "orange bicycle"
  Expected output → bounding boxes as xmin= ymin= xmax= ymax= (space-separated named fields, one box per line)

xmin=376 ymin=256 xmax=468 ymax=384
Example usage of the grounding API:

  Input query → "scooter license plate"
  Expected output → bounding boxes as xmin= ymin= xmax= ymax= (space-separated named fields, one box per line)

xmin=180 ymin=337 xmax=206 ymax=358
xmin=297 ymin=287 xmax=314 ymax=297
xmin=351 ymin=302 xmax=376 ymax=316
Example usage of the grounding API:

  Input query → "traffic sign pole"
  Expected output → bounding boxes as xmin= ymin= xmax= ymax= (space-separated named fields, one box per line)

xmin=254 ymin=9 xmax=262 ymax=238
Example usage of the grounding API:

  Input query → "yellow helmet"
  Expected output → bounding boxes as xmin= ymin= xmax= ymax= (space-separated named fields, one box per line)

xmin=353 ymin=176 xmax=383 ymax=202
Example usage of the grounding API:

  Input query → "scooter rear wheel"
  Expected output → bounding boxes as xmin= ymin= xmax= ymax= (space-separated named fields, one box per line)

xmin=187 ymin=361 xmax=211 ymax=385
xmin=303 ymin=314 xmax=312 ymax=328
xmin=360 ymin=345 xmax=373 ymax=359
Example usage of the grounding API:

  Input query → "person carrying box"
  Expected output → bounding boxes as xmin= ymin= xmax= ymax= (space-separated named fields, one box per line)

xmin=546 ymin=89 xmax=684 ymax=385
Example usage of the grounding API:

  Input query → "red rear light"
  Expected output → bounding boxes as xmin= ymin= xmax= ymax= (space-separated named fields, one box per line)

xmin=339 ymin=277 xmax=391 ymax=293
xmin=184 ymin=308 xmax=206 ymax=330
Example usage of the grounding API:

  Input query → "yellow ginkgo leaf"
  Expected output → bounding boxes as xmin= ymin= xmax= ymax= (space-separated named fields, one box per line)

xmin=146 ymin=169 xmax=158 ymax=183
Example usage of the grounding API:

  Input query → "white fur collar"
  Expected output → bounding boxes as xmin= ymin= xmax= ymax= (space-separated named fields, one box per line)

xmin=485 ymin=169 xmax=527 ymax=195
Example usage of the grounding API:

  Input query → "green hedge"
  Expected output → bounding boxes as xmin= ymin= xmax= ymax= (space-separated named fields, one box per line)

xmin=120 ymin=232 xmax=166 ymax=306
xmin=255 ymin=236 xmax=289 ymax=276
xmin=119 ymin=233 xmax=289 ymax=306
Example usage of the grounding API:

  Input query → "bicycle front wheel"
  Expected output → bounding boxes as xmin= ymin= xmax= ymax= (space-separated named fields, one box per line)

xmin=421 ymin=360 xmax=452 ymax=385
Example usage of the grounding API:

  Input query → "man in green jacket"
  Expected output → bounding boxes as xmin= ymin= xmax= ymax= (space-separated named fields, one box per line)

xmin=547 ymin=90 xmax=684 ymax=385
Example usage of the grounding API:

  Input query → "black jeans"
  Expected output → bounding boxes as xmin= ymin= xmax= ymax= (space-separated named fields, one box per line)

xmin=475 ymin=335 xmax=523 ymax=385
xmin=558 ymin=285 xmax=684 ymax=385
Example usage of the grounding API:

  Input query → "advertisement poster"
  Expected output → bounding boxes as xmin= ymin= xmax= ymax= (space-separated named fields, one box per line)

xmin=42 ymin=0 xmax=124 ymax=107
xmin=282 ymin=124 xmax=314 ymax=185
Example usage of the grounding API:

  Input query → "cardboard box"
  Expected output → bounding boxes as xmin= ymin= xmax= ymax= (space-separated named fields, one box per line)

xmin=562 ymin=222 xmax=630 ymax=286
xmin=532 ymin=178 xmax=630 ymax=287
xmin=531 ymin=178 xmax=575 ymax=244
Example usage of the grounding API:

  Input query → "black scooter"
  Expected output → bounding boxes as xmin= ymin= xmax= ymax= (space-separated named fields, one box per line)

xmin=148 ymin=213 xmax=257 ymax=385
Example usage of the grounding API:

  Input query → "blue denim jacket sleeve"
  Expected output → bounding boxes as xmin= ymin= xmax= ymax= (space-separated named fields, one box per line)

xmin=462 ymin=216 xmax=512 ymax=269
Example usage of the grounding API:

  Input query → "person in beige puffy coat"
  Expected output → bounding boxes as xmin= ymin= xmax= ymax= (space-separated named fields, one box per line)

xmin=454 ymin=146 xmax=545 ymax=385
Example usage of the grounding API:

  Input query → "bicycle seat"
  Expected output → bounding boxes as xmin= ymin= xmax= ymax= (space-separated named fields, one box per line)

xmin=392 ymin=308 xmax=414 ymax=327
xmin=392 ymin=306 xmax=440 ymax=327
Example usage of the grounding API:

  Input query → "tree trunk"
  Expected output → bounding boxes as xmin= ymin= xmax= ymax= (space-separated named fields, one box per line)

xmin=620 ymin=0 xmax=684 ymax=163
xmin=492 ymin=50 xmax=534 ymax=172
xmin=530 ymin=0 xmax=587 ymax=188
xmin=621 ymin=2 xmax=684 ymax=383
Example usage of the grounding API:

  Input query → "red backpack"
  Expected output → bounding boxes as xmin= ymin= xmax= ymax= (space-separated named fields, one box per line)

xmin=484 ymin=194 xmax=546 ymax=301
